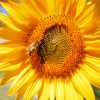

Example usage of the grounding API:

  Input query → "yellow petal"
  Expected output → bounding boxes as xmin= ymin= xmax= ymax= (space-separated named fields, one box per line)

xmin=8 ymin=1 xmax=29 ymax=20
xmin=39 ymin=79 xmax=50 ymax=100
xmin=55 ymin=0 xmax=61 ymax=15
xmin=84 ymin=35 xmax=100 ymax=41
xmin=0 ymin=61 xmax=29 ymax=85
xmin=16 ymin=84 xmax=26 ymax=100
xmin=68 ymin=0 xmax=78 ymax=17
xmin=45 ymin=0 xmax=56 ymax=15
xmin=65 ymin=81 xmax=74 ymax=100
xmin=81 ymin=22 xmax=96 ymax=35
xmin=0 ymin=41 xmax=25 ymax=48
xmin=77 ymin=4 xmax=94 ymax=25
xmin=93 ymin=31 xmax=100 ymax=35
xmin=62 ymin=0 xmax=71 ymax=15
xmin=0 ymin=73 xmax=17 ymax=85
xmin=72 ymin=70 xmax=95 ymax=100
xmin=78 ymin=12 xmax=94 ymax=29
xmin=0 ymin=77 xmax=3 ymax=85
xmin=0 ymin=2 xmax=27 ymax=25
xmin=0 ymin=62 xmax=21 ymax=72
xmin=0 ymin=28 xmax=25 ymax=41
xmin=33 ymin=0 xmax=47 ymax=14
xmin=0 ymin=56 xmax=26 ymax=64
xmin=75 ymin=92 xmax=84 ymax=100
xmin=85 ymin=40 xmax=100 ymax=47
xmin=25 ymin=0 xmax=45 ymax=17
xmin=56 ymin=78 xmax=64 ymax=100
xmin=0 ymin=47 xmax=26 ymax=61
xmin=0 ymin=13 xmax=21 ymax=31
xmin=85 ymin=46 xmax=100 ymax=57
xmin=84 ymin=56 xmax=100 ymax=73
xmin=65 ymin=81 xmax=84 ymax=100
xmin=75 ymin=0 xmax=86 ymax=18
xmin=80 ymin=64 xmax=100 ymax=88
xmin=7 ymin=66 xmax=32 ymax=95
xmin=50 ymin=79 xmax=56 ymax=100
xmin=7 ymin=1 xmax=38 ymax=30
xmin=21 ymin=0 xmax=41 ymax=19
xmin=91 ymin=0 xmax=100 ymax=18
xmin=0 ymin=47 xmax=12 ymax=54
xmin=24 ymin=78 xmax=42 ymax=100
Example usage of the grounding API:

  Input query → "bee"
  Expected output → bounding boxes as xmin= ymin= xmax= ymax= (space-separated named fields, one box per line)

xmin=28 ymin=42 xmax=38 ymax=56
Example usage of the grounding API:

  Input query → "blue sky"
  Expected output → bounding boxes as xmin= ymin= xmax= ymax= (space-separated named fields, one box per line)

xmin=0 ymin=5 xmax=8 ymax=14
xmin=0 ymin=6 xmax=8 ymax=43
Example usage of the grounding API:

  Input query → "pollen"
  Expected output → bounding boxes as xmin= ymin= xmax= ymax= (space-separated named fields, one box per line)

xmin=28 ymin=15 xmax=85 ymax=78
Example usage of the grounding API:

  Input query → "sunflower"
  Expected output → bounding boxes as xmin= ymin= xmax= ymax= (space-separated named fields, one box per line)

xmin=0 ymin=0 xmax=100 ymax=100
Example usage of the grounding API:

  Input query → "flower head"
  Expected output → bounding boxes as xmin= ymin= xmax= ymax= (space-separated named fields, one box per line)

xmin=0 ymin=0 xmax=100 ymax=100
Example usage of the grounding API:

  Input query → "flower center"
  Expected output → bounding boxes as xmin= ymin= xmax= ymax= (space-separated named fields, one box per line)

xmin=37 ymin=24 xmax=72 ymax=68
xmin=28 ymin=15 xmax=85 ymax=78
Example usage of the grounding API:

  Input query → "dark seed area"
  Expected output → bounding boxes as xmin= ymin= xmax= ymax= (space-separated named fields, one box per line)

xmin=37 ymin=24 xmax=72 ymax=67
